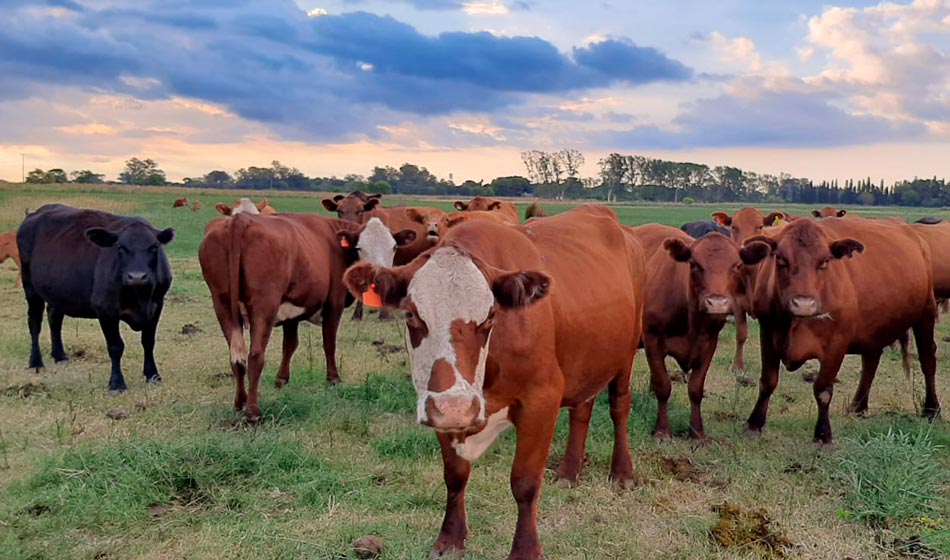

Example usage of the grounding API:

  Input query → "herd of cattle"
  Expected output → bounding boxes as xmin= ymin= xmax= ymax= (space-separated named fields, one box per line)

xmin=9 ymin=195 xmax=948 ymax=559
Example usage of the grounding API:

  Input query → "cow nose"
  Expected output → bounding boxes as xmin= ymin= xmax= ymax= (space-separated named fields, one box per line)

xmin=702 ymin=295 xmax=731 ymax=315
xmin=126 ymin=271 xmax=148 ymax=286
xmin=789 ymin=295 xmax=819 ymax=317
xmin=423 ymin=394 xmax=482 ymax=431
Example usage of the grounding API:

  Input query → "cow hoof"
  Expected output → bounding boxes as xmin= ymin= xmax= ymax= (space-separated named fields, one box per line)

xmin=429 ymin=546 xmax=465 ymax=559
xmin=146 ymin=375 xmax=162 ymax=384
xmin=846 ymin=406 xmax=869 ymax=417
xmin=275 ymin=378 xmax=289 ymax=389
xmin=554 ymin=477 xmax=576 ymax=489
xmin=813 ymin=437 xmax=835 ymax=447
xmin=53 ymin=356 xmax=69 ymax=364
xmin=109 ymin=387 xmax=127 ymax=395
xmin=653 ymin=431 xmax=672 ymax=443
xmin=743 ymin=426 xmax=763 ymax=437
xmin=326 ymin=376 xmax=341 ymax=386
xmin=922 ymin=407 xmax=941 ymax=421
xmin=611 ymin=475 xmax=639 ymax=490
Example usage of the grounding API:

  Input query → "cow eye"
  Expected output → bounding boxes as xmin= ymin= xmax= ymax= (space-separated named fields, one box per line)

xmin=404 ymin=311 xmax=415 ymax=321
xmin=689 ymin=261 xmax=702 ymax=272
xmin=776 ymin=256 xmax=789 ymax=268
xmin=818 ymin=258 xmax=830 ymax=270
xmin=116 ymin=244 xmax=126 ymax=253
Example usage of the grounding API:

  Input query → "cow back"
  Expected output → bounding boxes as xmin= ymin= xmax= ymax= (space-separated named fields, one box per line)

xmin=911 ymin=221 xmax=950 ymax=299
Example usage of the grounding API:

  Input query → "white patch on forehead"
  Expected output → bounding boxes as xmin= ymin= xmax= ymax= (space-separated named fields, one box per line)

xmin=357 ymin=217 xmax=398 ymax=267
xmin=406 ymin=247 xmax=496 ymax=425
xmin=231 ymin=198 xmax=261 ymax=216
xmin=451 ymin=407 xmax=512 ymax=462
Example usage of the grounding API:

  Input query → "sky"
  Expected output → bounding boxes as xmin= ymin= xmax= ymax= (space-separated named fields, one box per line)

xmin=1 ymin=0 xmax=949 ymax=184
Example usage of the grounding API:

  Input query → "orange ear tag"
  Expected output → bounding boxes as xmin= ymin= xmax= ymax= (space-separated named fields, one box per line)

xmin=362 ymin=283 xmax=383 ymax=307
xmin=340 ymin=237 xmax=350 ymax=248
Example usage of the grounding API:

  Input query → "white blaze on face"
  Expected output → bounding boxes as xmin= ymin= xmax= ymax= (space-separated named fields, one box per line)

xmin=357 ymin=217 xmax=398 ymax=267
xmin=231 ymin=198 xmax=261 ymax=216
xmin=407 ymin=247 xmax=495 ymax=424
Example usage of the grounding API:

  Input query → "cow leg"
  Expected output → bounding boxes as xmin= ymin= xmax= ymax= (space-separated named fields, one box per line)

xmin=47 ymin=306 xmax=69 ymax=363
xmin=246 ymin=313 xmax=277 ymax=422
xmin=812 ymin=353 xmax=846 ymax=444
xmin=275 ymin=321 xmax=299 ymax=388
xmin=209 ymin=293 xmax=248 ymax=410
xmin=554 ymin=398 xmax=593 ymax=486
xmin=321 ymin=304 xmax=343 ymax=385
xmin=746 ymin=325 xmax=781 ymax=433
xmin=351 ymin=300 xmax=364 ymax=321
xmin=913 ymin=316 xmax=940 ymax=419
xmin=141 ymin=301 xmax=163 ymax=383
xmin=607 ymin=369 xmax=636 ymax=486
xmin=98 ymin=317 xmax=127 ymax=392
xmin=26 ymin=293 xmax=45 ymax=370
xmin=431 ymin=431 xmax=472 ymax=557
xmin=687 ymin=336 xmax=718 ymax=441
xmin=848 ymin=349 xmax=882 ymax=416
xmin=644 ymin=336 xmax=673 ymax=440
xmin=731 ymin=309 xmax=748 ymax=372
xmin=378 ymin=307 xmax=392 ymax=321
xmin=508 ymin=399 xmax=559 ymax=560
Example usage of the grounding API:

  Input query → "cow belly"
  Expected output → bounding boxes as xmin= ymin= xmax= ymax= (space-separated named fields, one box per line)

xmin=451 ymin=407 xmax=512 ymax=462
xmin=276 ymin=302 xmax=307 ymax=323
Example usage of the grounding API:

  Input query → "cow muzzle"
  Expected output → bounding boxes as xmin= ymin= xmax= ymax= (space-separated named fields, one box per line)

xmin=701 ymin=294 xmax=732 ymax=315
xmin=426 ymin=227 xmax=440 ymax=241
xmin=124 ymin=271 xmax=149 ymax=287
xmin=788 ymin=295 xmax=819 ymax=317
xmin=422 ymin=393 xmax=484 ymax=432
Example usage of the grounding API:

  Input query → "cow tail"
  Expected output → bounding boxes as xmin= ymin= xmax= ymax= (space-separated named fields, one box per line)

xmin=229 ymin=214 xmax=251 ymax=332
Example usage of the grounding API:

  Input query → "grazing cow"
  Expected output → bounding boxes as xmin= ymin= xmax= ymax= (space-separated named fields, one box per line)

xmin=0 ymin=231 xmax=23 ymax=287
xmin=199 ymin=214 xmax=415 ymax=420
xmin=215 ymin=198 xmax=277 ymax=216
xmin=812 ymin=206 xmax=847 ymax=218
xmin=192 ymin=200 xmax=201 ymax=213
xmin=18 ymin=205 xmax=174 ymax=391
xmin=405 ymin=207 xmax=449 ymax=242
xmin=681 ymin=220 xmax=731 ymax=239
xmin=629 ymin=224 xmax=769 ymax=441
xmin=524 ymin=202 xmax=546 ymax=220
xmin=745 ymin=218 xmax=939 ymax=443
xmin=172 ymin=197 xmax=188 ymax=208
xmin=344 ymin=205 xmax=643 ymax=559
xmin=454 ymin=196 xmax=519 ymax=224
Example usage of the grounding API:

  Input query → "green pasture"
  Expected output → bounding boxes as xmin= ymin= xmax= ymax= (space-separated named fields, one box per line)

xmin=0 ymin=183 xmax=946 ymax=559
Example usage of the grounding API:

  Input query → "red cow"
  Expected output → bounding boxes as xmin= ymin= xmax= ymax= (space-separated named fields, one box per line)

xmin=811 ymin=206 xmax=847 ymax=218
xmin=0 ymin=231 xmax=22 ymax=287
xmin=172 ymin=197 xmax=188 ymax=208
xmin=454 ymin=196 xmax=519 ymax=224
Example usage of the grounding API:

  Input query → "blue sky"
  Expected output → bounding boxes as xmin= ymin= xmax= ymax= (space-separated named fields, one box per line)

xmin=1 ymin=0 xmax=949 ymax=182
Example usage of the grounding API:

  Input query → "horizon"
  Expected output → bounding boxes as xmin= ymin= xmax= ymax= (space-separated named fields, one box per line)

xmin=2 ymin=1 xmax=949 ymax=184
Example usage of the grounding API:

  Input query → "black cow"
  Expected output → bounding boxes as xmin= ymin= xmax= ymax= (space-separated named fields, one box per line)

xmin=18 ymin=204 xmax=174 ymax=392
xmin=916 ymin=217 xmax=942 ymax=225
xmin=681 ymin=220 xmax=731 ymax=239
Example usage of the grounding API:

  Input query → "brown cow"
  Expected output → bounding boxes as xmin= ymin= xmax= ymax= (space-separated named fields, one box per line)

xmin=405 ymin=206 xmax=448 ymax=242
xmin=812 ymin=206 xmax=847 ymax=218
xmin=215 ymin=198 xmax=277 ymax=216
xmin=343 ymin=205 xmax=643 ymax=559
xmin=199 ymin=214 xmax=415 ymax=420
xmin=0 ymin=231 xmax=22 ymax=287
xmin=524 ymin=201 xmax=546 ymax=220
xmin=321 ymin=191 xmax=383 ymax=222
xmin=172 ymin=197 xmax=188 ymax=208
xmin=629 ymin=224 xmax=770 ymax=441
xmin=192 ymin=200 xmax=201 ymax=213
xmin=745 ymin=218 xmax=939 ymax=443
xmin=910 ymin=220 xmax=950 ymax=302
xmin=454 ymin=196 xmax=519 ymax=224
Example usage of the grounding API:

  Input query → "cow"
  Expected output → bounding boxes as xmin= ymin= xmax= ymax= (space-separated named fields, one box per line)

xmin=199 ymin=214 xmax=415 ymax=420
xmin=17 ymin=205 xmax=174 ymax=392
xmin=629 ymin=224 xmax=769 ymax=441
xmin=172 ymin=197 xmax=188 ymax=208
xmin=454 ymin=196 xmax=519 ymax=224
xmin=812 ymin=206 xmax=847 ymax=218
xmin=192 ymin=200 xmax=201 ymax=213
xmin=343 ymin=205 xmax=644 ymax=559
xmin=744 ymin=218 xmax=939 ymax=443
xmin=0 ymin=231 xmax=22 ymax=287
xmin=321 ymin=191 xmax=383 ymax=222
xmin=405 ymin=206 xmax=449 ymax=242
xmin=524 ymin=202 xmax=546 ymax=220
xmin=916 ymin=216 xmax=942 ymax=225
xmin=911 ymin=220 xmax=950 ymax=314
xmin=681 ymin=220 xmax=731 ymax=239
xmin=215 ymin=198 xmax=277 ymax=216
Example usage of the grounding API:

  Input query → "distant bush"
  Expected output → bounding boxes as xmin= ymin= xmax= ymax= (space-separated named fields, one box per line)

xmin=682 ymin=197 xmax=695 ymax=205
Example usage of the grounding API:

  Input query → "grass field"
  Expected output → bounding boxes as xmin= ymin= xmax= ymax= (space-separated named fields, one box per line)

xmin=0 ymin=183 xmax=947 ymax=559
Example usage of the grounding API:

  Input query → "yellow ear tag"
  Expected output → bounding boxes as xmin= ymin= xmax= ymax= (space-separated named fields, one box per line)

xmin=773 ymin=217 xmax=784 ymax=227
xmin=362 ymin=283 xmax=382 ymax=308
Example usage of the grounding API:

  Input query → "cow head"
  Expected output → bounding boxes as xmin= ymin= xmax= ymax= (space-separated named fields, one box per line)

xmin=322 ymin=192 xmax=382 ymax=223
xmin=712 ymin=208 xmax=786 ymax=244
xmin=405 ymin=207 xmax=448 ymax=241
xmin=811 ymin=207 xmax=847 ymax=219
xmin=747 ymin=220 xmax=863 ymax=317
xmin=85 ymin=222 xmax=175 ymax=287
xmin=215 ymin=198 xmax=261 ymax=217
xmin=337 ymin=217 xmax=416 ymax=267
xmin=344 ymin=247 xmax=550 ymax=432
xmin=664 ymin=233 xmax=770 ymax=315
xmin=454 ymin=197 xmax=501 ymax=212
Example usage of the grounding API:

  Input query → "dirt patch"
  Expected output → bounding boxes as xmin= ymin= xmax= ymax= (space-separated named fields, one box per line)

xmin=710 ymin=502 xmax=793 ymax=558
xmin=20 ymin=503 xmax=51 ymax=517
xmin=180 ymin=323 xmax=202 ymax=335
xmin=658 ymin=455 xmax=702 ymax=483
xmin=712 ymin=410 xmax=738 ymax=422
xmin=1 ymin=382 xmax=49 ymax=398
xmin=372 ymin=339 xmax=404 ymax=357
xmin=106 ymin=408 xmax=129 ymax=421
xmin=353 ymin=536 xmax=383 ymax=559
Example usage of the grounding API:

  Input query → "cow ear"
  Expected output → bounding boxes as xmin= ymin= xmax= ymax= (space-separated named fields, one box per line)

xmin=830 ymin=238 xmax=863 ymax=259
xmin=257 ymin=198 xmax=268 ymax=211
xmin=405 ymin=208 xmax=424 ymax=224
xmin=363 ymin=198 xmax=380 ymax=212
xmin=333 ymin=195 xmax=346 ymax=202
xmin=321 ymin=199 xmax=339 ymax=212
xmin=157 ymin=228 xmax=175 ymax=245
xmin=85 ymin=228 xmax=118 ymax=248
xmin=663 ymin=238 xmax=692 ymax=263
xmin=215 ymin=203 xmax=232 ymax=216
xmin=492 ymin=270 xmax=551 ymax=309
xmin=740 ymin=241 xmax=771 ymax=265
xmin=744 ymin=235 xmax=777 ymax=251
xmin=393 ymin=229 xmax=417 ymax=247
xmin=811 ymin=210 xmax=821 ymax=218
xmin=445 ymin=214 xmax=467 ymax=229
xmin=837 ymin=209 xmax=847 ymax=217
xmin=487 ymin=201 xmax=502 ymax=211
xmin=338 ymin=230 xmax=359 ymax=250
xmin=344 ymin=263 xmax=408 ymax=307
xmin=764 ymin=212 xmax=784 ymax=227
xmin=454 ymin=201 xmax=467 ymax=211
xmin=711 ymin=211 xmax=731 ymax=226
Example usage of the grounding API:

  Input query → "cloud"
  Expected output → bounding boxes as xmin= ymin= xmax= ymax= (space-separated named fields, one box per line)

xmin=573 ymin=38 xmax=693 ymax=84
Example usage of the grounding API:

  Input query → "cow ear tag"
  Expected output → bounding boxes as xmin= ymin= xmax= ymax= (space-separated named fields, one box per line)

xmin=363 ymin=283 xmax=382 ymax=307
xmin=340 ymin=237 xmax=350 ymax=248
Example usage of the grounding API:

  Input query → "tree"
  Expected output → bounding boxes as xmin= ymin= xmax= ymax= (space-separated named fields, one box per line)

xmin=204 ymin=170 xmax=232 ymax=188
xmin=26 ymin=169 xmax=48 ymax=183
xmin=119 ymin=158 xmax=165 ymax=185
xmin=45 ymin=168 xmax=68 ymax=183
xmin=559 ymin=149 xmax=585 ymax=180
xmin=70 ymin=170 xmax=104 ymax=184
xmin=598 ymin=153 xmax=626 ymax=202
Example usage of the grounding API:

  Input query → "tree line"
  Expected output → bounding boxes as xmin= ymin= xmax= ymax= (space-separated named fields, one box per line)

xmin=20 ymin=153 xmax=950 ymax=207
